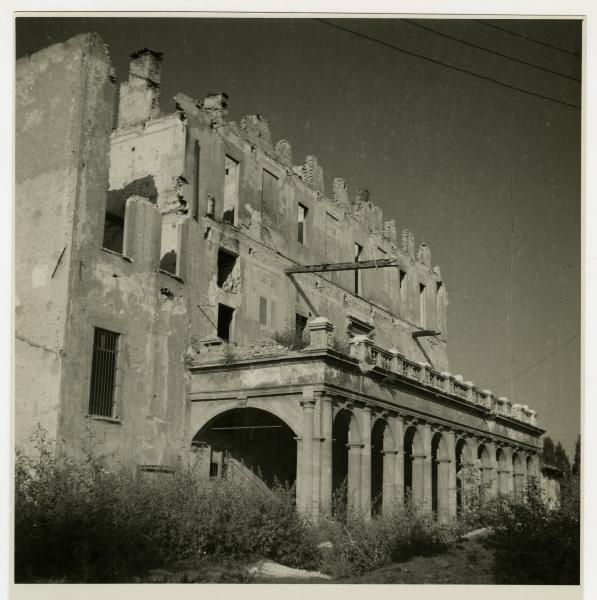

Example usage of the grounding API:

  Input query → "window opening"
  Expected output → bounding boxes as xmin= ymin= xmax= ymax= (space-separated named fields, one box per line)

xmin=354 ymin=243 xmax=363 ymax=295
xmin=419 ymin=283 xmax=427 ymax=328
xmin=193 ymin=140 xmax=200 ymax=221
xmin=88 ymin=327 xmax=120 ymax=418
xmin=217 ymin=304 xmax=234 ymax=341
xmin=259 ymin=296 xmax=268 ymax=326
xmin=223 ymin=155 xmax=240 ymax=225
xmin=297 ymin=203 xmax=307 ymax=244
xmin=217 ymin=248 xmax=239 ymax=291
xmin=261 ymin=169 xmax=279 ymax=227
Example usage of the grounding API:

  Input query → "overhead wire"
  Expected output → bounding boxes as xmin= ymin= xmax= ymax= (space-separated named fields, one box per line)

xmin=404 ymin=18 xmax=580 ymax=82
xmin=491 ymin=332 xmax=580 ymax=389
xmin=315 ymin=19 xmax=581 ymax=110
xmin=475 ymin=19 xmax=582 ymax=58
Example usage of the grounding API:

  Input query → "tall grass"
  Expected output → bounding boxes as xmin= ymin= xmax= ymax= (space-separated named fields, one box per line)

xmin=14 ymin=429 xmax=319 ymax=582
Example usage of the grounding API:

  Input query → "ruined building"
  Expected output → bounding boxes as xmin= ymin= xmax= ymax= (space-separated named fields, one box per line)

xmin=15 ymin=33 xmax=559 ymax=519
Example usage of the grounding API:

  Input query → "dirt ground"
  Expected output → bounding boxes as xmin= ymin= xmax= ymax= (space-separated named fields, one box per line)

xmin=340 ymin=538 xmax=495 ymax=584
xmin=140 ymin=536 xmax=496 ymax=584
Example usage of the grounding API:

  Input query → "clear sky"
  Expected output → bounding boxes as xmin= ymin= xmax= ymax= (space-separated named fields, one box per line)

xmin=15 ymin=16 xmax=582 ymax=457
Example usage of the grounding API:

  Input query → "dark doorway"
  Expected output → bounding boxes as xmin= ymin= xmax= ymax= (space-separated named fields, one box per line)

xmin=371 ymin=419 xmax=386 ymax=515
xmin=217 ymin=304 xmax=234 ymax=341
xmin=194 ymin=407 xmax=296 ymax=489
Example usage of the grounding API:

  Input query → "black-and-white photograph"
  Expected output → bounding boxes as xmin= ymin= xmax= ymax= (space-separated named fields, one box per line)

xmin=12 ymin=11 xmax=583 ymax=594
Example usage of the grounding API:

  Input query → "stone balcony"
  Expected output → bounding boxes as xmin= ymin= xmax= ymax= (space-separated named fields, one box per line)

xmin=189 ymin=316 xmax=539 ymax=430
xmin=347 ymin=333 xmax=538 ymax=428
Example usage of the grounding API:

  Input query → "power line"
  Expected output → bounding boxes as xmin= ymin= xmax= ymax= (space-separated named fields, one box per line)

xmin=491 ymin=332 xmax=580 ymax=389
xmin=315 ymin=19 xmax=580 ymax=110
xmin=476 ymin=20 xmax=582 ymax=58
xmin=404 ymin=19 xmax=580 ymax=82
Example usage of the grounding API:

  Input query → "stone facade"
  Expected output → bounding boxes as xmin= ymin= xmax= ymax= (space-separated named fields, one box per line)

xmin=15 ymin=34 xmax=559 ymax=516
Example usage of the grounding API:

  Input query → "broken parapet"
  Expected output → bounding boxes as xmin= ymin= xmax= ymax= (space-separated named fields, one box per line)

xmin=239 ymin=114 xmax=273 ymax=153
xmin=294 ymin=155 xmax=325 ymax=194
xmin=382 ymin=219 xmax=397 ymax=246
xmin=118 ymin=48 xmax=163 ymax=128
xmin=352 ymin=189 xmax=383 ymax=235
xmin=202 ymin=92 xmax=228 ymax=127
xmin=401 ymin=229 xmax=415 ymax=258
xmin=417 ymin=243 xmax=432 ymax=267
xmin=333 ymin=178 xmax=349 ymax=205
xmin=274 ymin=139 xmax=293 ymax=167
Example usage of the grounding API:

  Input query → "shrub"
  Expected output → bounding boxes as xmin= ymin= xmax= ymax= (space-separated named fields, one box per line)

xmin=272 ymin=328 xmax=309 ymax=350
xmin=477 ymin=481 xmax=580 ymax=584
xmin=14 ymin=429 xmax=320 ymax=582
xmin=319 ymin=492 xmax=461 ymax=578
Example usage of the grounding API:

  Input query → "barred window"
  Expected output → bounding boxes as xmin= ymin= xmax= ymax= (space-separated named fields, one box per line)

xmin=259 ymin=296 xmax=268 ymax=326
xmin=88 ymin=327 xmax=120 ymax=417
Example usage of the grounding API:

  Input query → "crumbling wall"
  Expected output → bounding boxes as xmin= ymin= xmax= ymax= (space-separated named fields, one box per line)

xmin=15 ymin=33 xmax=116 ymax=451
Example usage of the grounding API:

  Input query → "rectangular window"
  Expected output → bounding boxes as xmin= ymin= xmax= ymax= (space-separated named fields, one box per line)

xmin=103 ymin=191 xmax=126 ymax=254
xmin=259 ymin=296 xmax=268 ymax=326
xmin=354 ymin=243 xmax=363 ymax=296
xmin=223 ymin=155 xmax=240 ymax=225
xmin=297 ymin=203 xmax=307 ymax=244
xmin=399 ymin=269 xmax=407 ymax=303
xmin=217 ymin=248 xmax=239 ymax=291
xmin=88 ymin=327 xmax=120 ymax=418
xmin=193 ymin=140 xmax=200 ymax=221
xmin=295 ymin=313 xmax=308 ymax=338
xmin=217 ymin=304 xmax=234 ymax=341
xmin=261 ymin=169 xmax=279 ymax=227
xmin=419 ymin=283 xmax=426 ymax=328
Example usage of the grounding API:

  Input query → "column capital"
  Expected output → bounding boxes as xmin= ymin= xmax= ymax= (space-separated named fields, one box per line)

xmin=300 ymin=399 xmax=316 ymax=409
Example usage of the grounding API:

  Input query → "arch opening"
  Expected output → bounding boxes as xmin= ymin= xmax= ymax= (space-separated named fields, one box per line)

xmin=192 ymin=407 xmax=296 ymax=489
xmin=332 ymin=409 xmax=360 ymax=508
xmin=404 ymin=425 xmax=423 ymax=504
xmin=371 ymin=419 xmax=388 ymax=515
xmin=432 ymin=432 xmax=450 ymax=519
xmin=455 ymin=438 xmax=467 ymax=513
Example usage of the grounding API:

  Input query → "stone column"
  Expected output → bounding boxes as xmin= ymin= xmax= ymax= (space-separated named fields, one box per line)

xmin=462 ymin=437 xmax=479 ymax=511
xmin=382 ymin=449 xmax=397 ymax=516
xmin=347 ymin=443 xmax=362 ymax=512
xmin=422 ymin=423 xmax=433 ymax=512
xmin=483 ymin=441 xmax=499 ymax=498
xmin=297 ymin=397 xmax=316 ymax=517
xmin=412 ymin=454 xmax=426 ymax=508
xmin=319 ymin=396 xmax=333 ymax=515
xmin=394 ymin=415 xmax=405 ymax=508
xmin=437 ymin=458 xmax=452 ymax=522
xmin=446 ymin=429 xmax=458 ymax=518
xmin=359 ymin=406 xmax=372 ymax=519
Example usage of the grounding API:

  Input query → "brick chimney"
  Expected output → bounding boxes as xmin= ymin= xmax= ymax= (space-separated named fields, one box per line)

xmin=118 ymin=48 xmax=163 ymax=128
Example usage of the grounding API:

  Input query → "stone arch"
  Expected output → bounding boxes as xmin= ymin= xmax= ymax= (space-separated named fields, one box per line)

xmin=371 ymin=417 xmax=392 ymax=515
xmin=332 ymin=408 xmax=362 ymax=509
xmin=431 ymin=431 xmax=450 ymax=520
xmin=192 ymin=406 xmax=297 ymax=489
xmin=404 ymin=423 xmax=425 ymax=505
xmin=189 ymin=397 xmax=302 ymax=444
xmin=512 ymin=451 xmax=526 ymax=496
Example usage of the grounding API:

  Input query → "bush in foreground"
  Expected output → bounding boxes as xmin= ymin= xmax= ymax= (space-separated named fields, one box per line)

xmin=15 ymin=430 xmax=319 ymax=582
